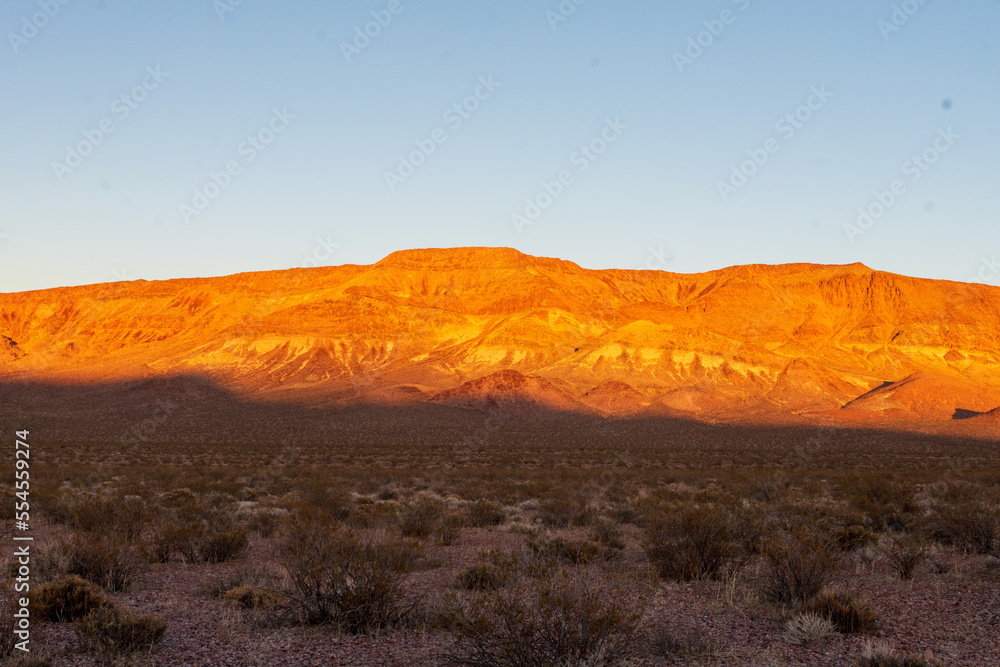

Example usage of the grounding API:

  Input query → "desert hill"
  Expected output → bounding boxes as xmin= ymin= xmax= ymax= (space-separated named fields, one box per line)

xmin=2 ymin=247 xmax=999 ymax=430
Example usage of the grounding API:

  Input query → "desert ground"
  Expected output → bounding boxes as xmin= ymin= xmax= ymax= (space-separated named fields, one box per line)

xmin=1 ymin=394 xmax=998 ymax=666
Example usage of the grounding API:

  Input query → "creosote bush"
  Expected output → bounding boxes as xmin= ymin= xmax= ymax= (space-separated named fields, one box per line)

xmin=925 ymin=500 xmax=998 ymax=556
xmin=74 ymin=605 xmax=166 ymax=664
xmin=445 ymin=569 xmax=644 ymax=666
xmin=468 ymin=499 xmax=506 ymax=527
xmin=642 ymin=503 xmax=740 ymax=581
xmin=456 ymin=549 xmax=519 ymax=592
xmin=762 ymin=531 xmax=840 ymax=604
xmin=280 ymin=512 xmax=421 ymax=632
xmin=57 ymin=533 xmax=147 ymax=593
xmin=34 ymin=575 xmax=109 ymax=622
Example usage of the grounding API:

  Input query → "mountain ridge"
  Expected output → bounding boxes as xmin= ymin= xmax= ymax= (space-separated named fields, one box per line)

xmin=2 ymin=247 xmax=999 ymax=431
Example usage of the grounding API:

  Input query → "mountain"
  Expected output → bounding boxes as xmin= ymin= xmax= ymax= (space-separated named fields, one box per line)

xmin=2 ymin=247 xmax=1000 ymax=429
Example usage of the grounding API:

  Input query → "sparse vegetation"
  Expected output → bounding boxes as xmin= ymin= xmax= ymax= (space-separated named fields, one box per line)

xmin=762 ymin=531 xmax=841 ymax=604
xmin=642 ymin=503 xmax=740 ymax=581
xmin=33 ymin=575 xmax=109 ymax=622
xmin=279 ymin=511 xmax=421 ymax=632
xmin=803 ymin=591 xmax=879 ymax=634
xmin=74 ymin=605 xmax=167 ymax=664
xmin=444 ymin=570 xmax=645 ymax=666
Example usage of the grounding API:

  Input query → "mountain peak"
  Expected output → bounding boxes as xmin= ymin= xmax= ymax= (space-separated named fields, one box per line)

xmin=376 ymin=247 xmax=535 ymax=270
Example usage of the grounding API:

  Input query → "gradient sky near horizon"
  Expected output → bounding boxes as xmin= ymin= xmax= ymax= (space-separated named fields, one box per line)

xmin=1 ymin=0 xmax=998 ymax=292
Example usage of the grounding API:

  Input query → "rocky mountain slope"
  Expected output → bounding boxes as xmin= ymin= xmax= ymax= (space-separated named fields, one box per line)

xmin=2 ymin=247 xmax=999 ymax=428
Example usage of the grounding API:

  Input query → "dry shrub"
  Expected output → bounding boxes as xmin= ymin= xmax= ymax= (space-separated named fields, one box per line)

xmin=468 ymin=499 xmax=506 ymax=527
xmin=436 ymin=513 xmax=465 ymax=547
xmin=539 ymin=495 xmax=594 ymax=528
xmin=300 ymin=481 xmax=352 ymax=521
xmin=648 ymin=627 xmax=726 ymax=659
xmin=58 ymin=533 xmax=147 ymax=592
xmin=528 ymin=532 xmax=605 ymax=566
xmin=803 ymin=592 xmax=879 ymax=634
xmin=925 ymin=500 xmax=998 ymax=556
xmin=400 ymin=497 xmax=446 ymax=539
xmin=762 ymin=532 xmax=840 ymax=604
xmin=886 ymin=534 xmax=930 ymax=580
xmin=247 ymin=509 xmax=280 ymax=538
xmin=783 ymin=613 xmax=836 ymax=646
xmin=280 ymin=512 xmax=421 ymax=632
xmin=845 ymin=476 xmax=917 ymax=532
xmin=444 ymin=570 xmax=644 ymax=666
xmin=855 ymin=640 xmax=941 ymax=667
xmin=223 ymin=584 xmax=281 ymax=610
xmin=642 ymin=503 xmax=740 ymax=581
xmin=456 ymin=549 xmax=519 ymax=591
xmin=346 ymin=500 xmax=399 ymax=529
xmin=202 ymin=563 xmax=279 ymax=600
xmin=62 ymin=492 xmax=151 ymax=541
xmin=150 ymin=510 xmax=248 ymax=564
xmin=590 ymin=519 xmax=626 ymax=558
xmin=74 ymin=605 xmax=166 ymax=664
xmin=835 ymin=524 xmax=878 ymax=552
xmin=34 ymin=575 xmax=109 ymax=622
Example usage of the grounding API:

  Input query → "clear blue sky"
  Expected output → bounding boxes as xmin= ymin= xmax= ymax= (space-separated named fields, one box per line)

xmin=1 ymin=0 xmax=998 ymax=292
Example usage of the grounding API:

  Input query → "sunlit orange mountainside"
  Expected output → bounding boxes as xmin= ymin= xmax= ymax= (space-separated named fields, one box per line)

xmin=2 ymin=247 xmax=1000 ymax=433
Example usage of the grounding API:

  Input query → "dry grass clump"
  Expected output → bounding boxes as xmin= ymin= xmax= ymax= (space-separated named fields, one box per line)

xmin=886 ymin=534 xmax=930 ymax=580
xmin=855 ymin=640 xmax=941 ymax=667
xmin=74 ymin=605 xmax=166 ymax=664
xmin=33 ymin=575 xmax=109 ymax=622
xmin=802 ymin=591 xmax=879 ymax=634
xmin=834 ymin=524 xmax=878 ymax=552
xmin=456 ymin=549 xmax=520 ymax=591
xmin=761 ymin=531 xmax=840 ymax=604
xmin=279 ymin=512 xmax=421 ymax=632
xmin=642 ymin=503 xmax=741 ymax=581
xmin=444 ymin=569 xmax=645 ymax=666
xmin=783 ymin=612 xmax=836 ymax=646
